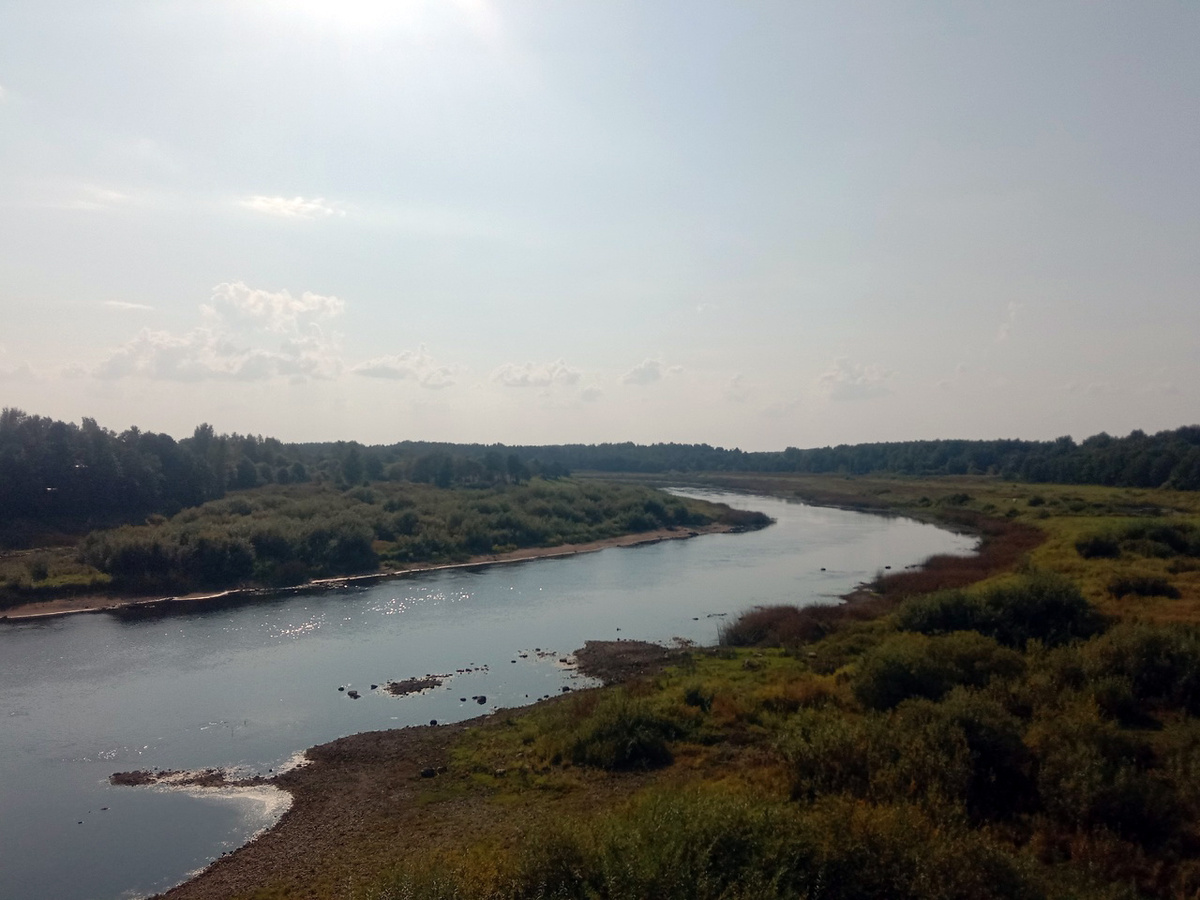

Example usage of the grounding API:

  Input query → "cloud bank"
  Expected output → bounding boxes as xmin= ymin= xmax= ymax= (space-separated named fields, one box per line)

xmin=353 ymin=348 xmax=457 ymax=389
xmin=96 ymin=282 xmax=344 ymax=382
xmin=621 ymin=358 xmax=681 ymax=386
xmin=818 ymin=358 xmax=893 ymax=401
xmin=491 ymin=359 xmax=582 ymax=388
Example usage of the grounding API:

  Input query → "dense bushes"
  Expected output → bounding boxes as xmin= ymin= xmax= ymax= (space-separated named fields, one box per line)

xmin=1028 ymin=711 xmax=1180 ymax=846
xmin=895 ymin=575 xmax=1105 ymax=649
xmin=851 ymin=632 xmax=1025 ymax=709
xmin=1107 ymin=575 xmax=1181 ymax=599
xmin=781 ymin=691 xmax=1032 ymax=821
xmin=555 ymin=693 xmax=681 ymax=771
xmin=372 ymin=791 xmax=1042 ymax=900
xmin=1077 ymin=520 xmax=1200 ymax=561
xmin=77 ymin=480 xmax=732 ymax=594
xmin=1080 ymin=623 xmax=1200 ymax=714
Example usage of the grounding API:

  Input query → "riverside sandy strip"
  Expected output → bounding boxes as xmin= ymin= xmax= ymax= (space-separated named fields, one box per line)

xmin=0 ymin=523 xmax=732 ymax=622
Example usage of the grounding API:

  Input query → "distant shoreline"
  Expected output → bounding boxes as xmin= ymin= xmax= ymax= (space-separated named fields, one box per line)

xmin=0 ymin=523 xmax=734 ymax=623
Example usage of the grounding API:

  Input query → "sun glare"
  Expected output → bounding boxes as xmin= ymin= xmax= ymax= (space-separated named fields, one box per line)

xmin=258 ymin=0 xmax=498 ymax=40
xmin=285 ymin=0 xmax=415 ymax=32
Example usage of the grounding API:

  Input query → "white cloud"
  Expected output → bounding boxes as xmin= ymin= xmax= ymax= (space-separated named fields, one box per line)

xmin=580 ymin=386 xmax=602 ymax=403
xmin=94 ymin=283 xmax=344 ymax=382
xmin=0 ymin=84 xmax=7 ymax=103
xmin=353 ymin=348 xmax=456 ymax=389
xmin=491 ymin=359 xmax=581 ymax=388
xmin=818 ymin=358 xmax=893 ymax=401
xmin=103 ymin=300 xmax=155 ymax=311
xmin=621 ymin=358 xmax=681 ymax=386
xmin=95 ymin=327 xmax=342 ymax=382
xmin=996 ymin=301 xmax=1022 ymax=343
xmin=205 ymin=281 xmax=344 ymax=334
xmin=239 ymin=195 xmax=344 ymax=219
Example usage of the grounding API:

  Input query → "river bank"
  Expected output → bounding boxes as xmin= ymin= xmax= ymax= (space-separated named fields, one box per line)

xmin=138 ymin=490 xmax=1025 ymax=899
xmin=138 ymin=640 xmax=679 ymax=900
xmin=1 ymin=487 xmax=982 ymax=900
xmin=0 ymin=523 xmax=733 ymax=622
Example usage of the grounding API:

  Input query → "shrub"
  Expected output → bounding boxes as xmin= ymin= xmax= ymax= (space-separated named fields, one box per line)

xmin=1107 ymin=575 xmax=1180 ymax=599
xmin=854 ymin=628 xmax=1022 ymax=715
xmin=559 ymin=693 xmax=680 ymax=771
xmin=1029 ymin=712 xmax=1179 ymax=847
xmin=852 ymin=632 xmax=1025 ymax=711
xmin=1082 ymin=623 xmax=1200 ymax=714
xmin=374 ymin=791 xmax=1041 ymax=900
xmin=980 ymin=575 xmax=1106 ymax=648
xmin=896 ymin=574 xmax=1104 ymax=649
xmin=719 ymin=604 xmax=838 ymax=647
xmin=895 ymin=589 xmax=988 ymax=635
xmin=780 ymin=692 xmax=1032 ymax=820
xmin=1076 ymin=535 xmax=1120 ymax=559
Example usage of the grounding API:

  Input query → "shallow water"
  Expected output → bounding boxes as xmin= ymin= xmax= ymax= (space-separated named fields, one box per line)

xmin=0 ymin=490 xmax=974 ymax=900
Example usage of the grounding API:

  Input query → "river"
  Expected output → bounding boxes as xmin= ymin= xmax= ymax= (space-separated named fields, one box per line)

xmin=0 ymin=490 xmax=975 ymax=900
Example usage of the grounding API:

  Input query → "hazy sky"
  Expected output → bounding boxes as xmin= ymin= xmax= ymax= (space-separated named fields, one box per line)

xmin=1 ymin=1 xmax=1197 ymax=450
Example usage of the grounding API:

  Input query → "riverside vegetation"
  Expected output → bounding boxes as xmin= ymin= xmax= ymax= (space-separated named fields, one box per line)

xmin=9 ymin=409 xmax=1200 ymax=897
xmin=0 ymin=479 xmax=761 ymax=611
xmin=189 ymin=475 xmax=1200 ymax=900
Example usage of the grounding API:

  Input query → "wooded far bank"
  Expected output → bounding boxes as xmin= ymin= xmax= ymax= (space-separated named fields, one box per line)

xmin=3 ymin=408 xmax=1199 ymax=547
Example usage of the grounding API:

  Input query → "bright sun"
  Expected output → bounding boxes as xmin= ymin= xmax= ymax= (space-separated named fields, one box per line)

xmin=262 ymin=0 xmax=498 ymax=40
xmin=286 ymin=0 xmax=413 ymax=31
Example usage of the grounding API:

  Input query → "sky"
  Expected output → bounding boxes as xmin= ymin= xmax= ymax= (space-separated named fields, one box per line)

xmin=1 ymin=1 xmax=1197 ymax=451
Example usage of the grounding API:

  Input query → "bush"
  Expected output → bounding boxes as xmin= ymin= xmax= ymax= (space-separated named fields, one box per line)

xmin=719 ymin=604 xmax=838 ymax=647
xmin=895 ymin=589 xmax=988 ymax=635
xmin=1107 ymin=575 xmax=1180 ymax=599
xmin=1029 ymin=712 xmax=1180 ymax=847
xmin=1076 ymin=535 xmax=1120 ymax=559
xmin=852 ymin=632 xmax=1025 ymax=710
xmin=780 ymin=692 xmax=1032 ymax=820
xmin=896 ymin=574 xmax=1104 ymax=649
xmin=1082 ymin=623 xmax=1200 ymax=714
xmin=559 ymin=693 xmax=680 ymax=771
xmin=372 ymin=792 xmax=1042 ymax=900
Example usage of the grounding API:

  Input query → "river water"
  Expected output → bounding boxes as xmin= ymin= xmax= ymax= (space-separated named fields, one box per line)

xmin=0 ymin=490 xmax=974 ymax=900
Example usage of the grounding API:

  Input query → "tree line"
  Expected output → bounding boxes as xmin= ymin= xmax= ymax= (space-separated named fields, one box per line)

xmin=498 ymin=427 xmax=1200 ymax=489
xmin=3 ymin=407 xmax=1199 ymax=546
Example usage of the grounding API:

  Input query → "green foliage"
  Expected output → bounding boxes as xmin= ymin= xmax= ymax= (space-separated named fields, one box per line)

xmin=1075 ymin=534 xmax=1120 ymax=559
xmin=896 ymin=575 xmax=1105 ymax=649
xmin=781 ymin=690 xmax=1032 ymax=820
xmin=1107 ymin=575 xmax=1180 ymax=599
xmin=1076 ymin=520 xmax=1200 ymax=561
xmin=369 ymin=791 xmax=1041 ymax=900
xmin=1080 ymin=623 xmax=1200 ymax=714
xmin=852 ymin=631 xmax=1025 ymax=710
xmin=1028 ymin=709 xmax=1180 ymax=846
xmin=76 ymin=479 xmax=725 ymax=595
xmin=555 ymin=692 xmax=681 ymax=771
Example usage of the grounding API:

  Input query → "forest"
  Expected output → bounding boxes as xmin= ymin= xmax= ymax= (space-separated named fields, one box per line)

xmin=3 ymin=407 xmax=1199 ymax=549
